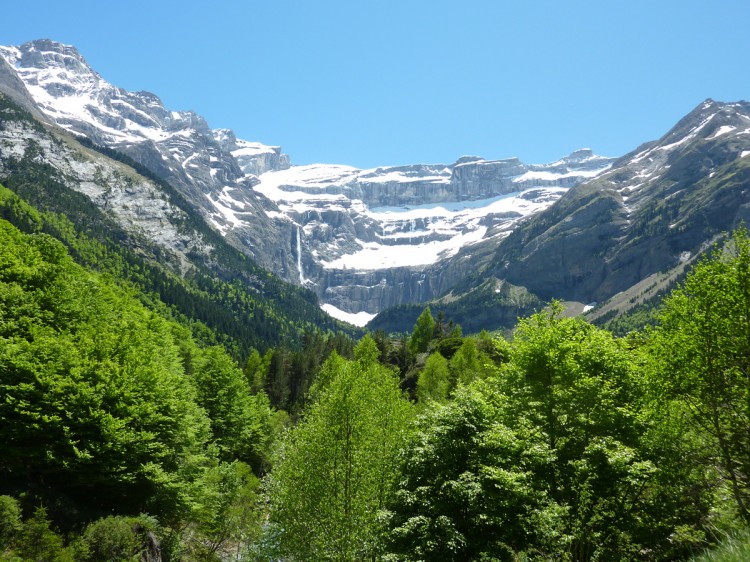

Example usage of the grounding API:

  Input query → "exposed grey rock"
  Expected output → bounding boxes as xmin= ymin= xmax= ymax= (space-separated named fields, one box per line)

xmin=0 ymin=38 xmax=619 ymax=319
xmin=0 ymin=51 xmax=46 ymax=120
xmin=488 ymin=99 xmax=750 ymax=304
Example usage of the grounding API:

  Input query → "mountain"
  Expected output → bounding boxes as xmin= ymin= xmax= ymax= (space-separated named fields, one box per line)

xmin=0 ymin=88 xmax=347 ymax=357
xmin=252 ymin=149 xmax=613 ymax=321
xmin=494 ymin=99 xmax=750 ymax=299
xmin=3 ymin=39 xmax=747 ymax=336
xmin=0 ymin=40 xmax=614 ymax=324
xmin=370 ymin=98 xmax=750 ymax=333
xmin=0 ymin=40 xmax=298 ymax=276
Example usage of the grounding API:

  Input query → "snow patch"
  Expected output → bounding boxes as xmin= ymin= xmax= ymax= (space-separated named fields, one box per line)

xmin=708 ymin=125 xmax=736 ymax=139
xmin=321 ymin=304 xmax=376 ymax=327
xmin=513 ymin=167 xmax=605 ymax=183
xmin=321 ymin=227 xmax=489 ymax=270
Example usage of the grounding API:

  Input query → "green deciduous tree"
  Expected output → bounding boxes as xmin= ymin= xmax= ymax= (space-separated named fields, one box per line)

xmin=187 ymin=461 xmax=263 ymax=560
xmin=506 ymin=306 xmax=653 ymax=560
xmin=191 ymin=345 xmax=272 ymax=467
xmin=385 ymin=384 xmax=546 ymax=561
xmin=449 ymin=337 xmax=489 ymax=388
xmin=81 ymin=514 xmax=160 ymax=562
xmin=0 ymin=495 xmax=21 ymax=551
xmin=386 ymin=308 xmax=670 ymax=561
xmin=416 ymin=351 xmax=450 ymax=404
xmin=409 ymin=307 xmax=435 ymax=354
xmin=650 ymin=229 xmax=750 ymax=523
xmin=0 ymin=220 xmax=212 ymax=519
xmin=266 ymin=336 xmax=413 ymax=561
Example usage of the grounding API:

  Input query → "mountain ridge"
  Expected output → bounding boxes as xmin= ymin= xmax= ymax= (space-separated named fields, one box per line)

xmin=0 ymin=39 xmax=615 ymax=323
xmin=369 ymin=97 xmax=750 ymax=333
xmin=2 ymin=39 xmax=749 ymax=333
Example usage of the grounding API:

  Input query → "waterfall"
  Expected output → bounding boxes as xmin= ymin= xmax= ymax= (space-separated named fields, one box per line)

xmin=296 ymin=226 xmax=304 ymax=284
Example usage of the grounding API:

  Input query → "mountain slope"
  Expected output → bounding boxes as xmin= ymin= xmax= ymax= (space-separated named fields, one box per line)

xmin=492 ymin=99 xmax=750 ymax=302
xmin=0 ymin=91 xmax=351 ymax=355
xmin=374 ymin=99 xmax=750 ymax=333
xmin=0 ymin=39 xmax=297 ymax=275
xmin=0 ymin=40 xmax=614 ymax=322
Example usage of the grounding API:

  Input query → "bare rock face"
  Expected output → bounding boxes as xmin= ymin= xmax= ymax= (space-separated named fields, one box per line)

xmin=0 ymin=39 xmax=298 ymax=275
xmin=488 ymin=99 xmax=750 ymax=305
xmin=250 ymin=150 xmax=614 ymax=315
xmin=213 ymin=128 xmax=291 ymax=176
xmin=0 ymin=39 xmax=619 ymax=320
xmin=0 ymin=98 xmax=214 ymax=276
xmin=0 ymin=55 xmax=44 ymax=119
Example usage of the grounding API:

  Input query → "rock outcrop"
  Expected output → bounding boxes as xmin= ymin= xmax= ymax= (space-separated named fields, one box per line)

xmin=0 ymin=39 xmax=616 ymax=321
xmin=487 ymin=99 xmax=750 ymax=304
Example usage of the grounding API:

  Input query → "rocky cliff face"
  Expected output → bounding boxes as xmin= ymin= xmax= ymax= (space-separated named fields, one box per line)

xmin=213 ymin=128 xmax=290 ymax=176
xmin=0 ymin=94 xmax=212 ymax=275
xmin=485 ymin=99 xmax=750 ymax=305
xmin=0 ymin=39 xmax=297 ymax=275
xmin=249 ymin=151 xmax=613 ymax=318
xmin=0 ymin=39 xmax=617 ymax=323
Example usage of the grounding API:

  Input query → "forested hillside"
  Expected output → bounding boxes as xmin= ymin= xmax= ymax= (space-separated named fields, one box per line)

xmin=0 ymin=213 xmax=275 ymax=558
xmin=0 ymin=93 xmax=355 ymax=360
xmin=3 ymin=178 xmax=750 ymax=559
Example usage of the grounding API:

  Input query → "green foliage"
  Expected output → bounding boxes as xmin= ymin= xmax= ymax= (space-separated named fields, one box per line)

xmin=15 ymin=506 xmax=76 ymax=562
xmin=262 ymin=331 xmax=354 ymax=414
xmin=244 ymin=348 xmax=270 ymax=394
xmin=385 ymin=384 xmax=546 ymax=561
xmin=265 ymin=348 xmax=413 ymax=561
xmin=449 ymin=337 xmax=490 ymax=388
xmin=187 ymin=461 xmax=263 ymax=559
xmin=0 ymin=222 xmax=195 ymax=515
xmin=0 ymin=209 xmax=275 ymax=555
xmin=0 ymin=496 xmax=21 ymax=551
xmin=386 ymin=307 xmax=686 ymax=560
xmin=81 ymin=514 xmax=160 ymax=562
xmin=433 ymin=336 xmax=464 ymax=360
xmin=416 ymin=352 xmax=450 ymax=404
xmin=649 ymin=228 xmax=750 ymax=523
xmin=190 ymin=345 xmax=272 ymax=465
xmin=408 ymin=307 xmax=435 ymax=354
xmin=505 ymin=305 xmax=658 ymax=559
xmin=692 ymin=528 xmax=750 ymax=562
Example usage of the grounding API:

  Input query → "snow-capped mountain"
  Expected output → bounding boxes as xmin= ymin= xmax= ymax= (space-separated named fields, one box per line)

xmin=247 ymin=151 xmax=612 ymax=322
xmin=0 ymin=39 xmax=616 ymax=324
xmin=0 ymin=39 xmax=297 ymax=272
xmin=368 ymin=98 xmax=750 ymax=334
xmin=487 ymin=99 xmax=750 ymax=309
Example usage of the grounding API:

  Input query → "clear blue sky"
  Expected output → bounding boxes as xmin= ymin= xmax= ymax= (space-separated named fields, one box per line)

xmin=3 ymin=0 xmax=749 ymax=169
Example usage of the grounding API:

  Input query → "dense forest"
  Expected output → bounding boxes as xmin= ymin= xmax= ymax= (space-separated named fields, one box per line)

xmin=2 ymin=165 xmax=750 ymax=560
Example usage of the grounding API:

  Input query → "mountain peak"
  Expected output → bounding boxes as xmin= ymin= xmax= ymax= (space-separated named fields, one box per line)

xmin=567 ymin=148 xmax=594 ymax=158
xmin=17 ymin=39 xmax=95 ymax=75
xmin=654 ymin=98 xmax=750 ymax=150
